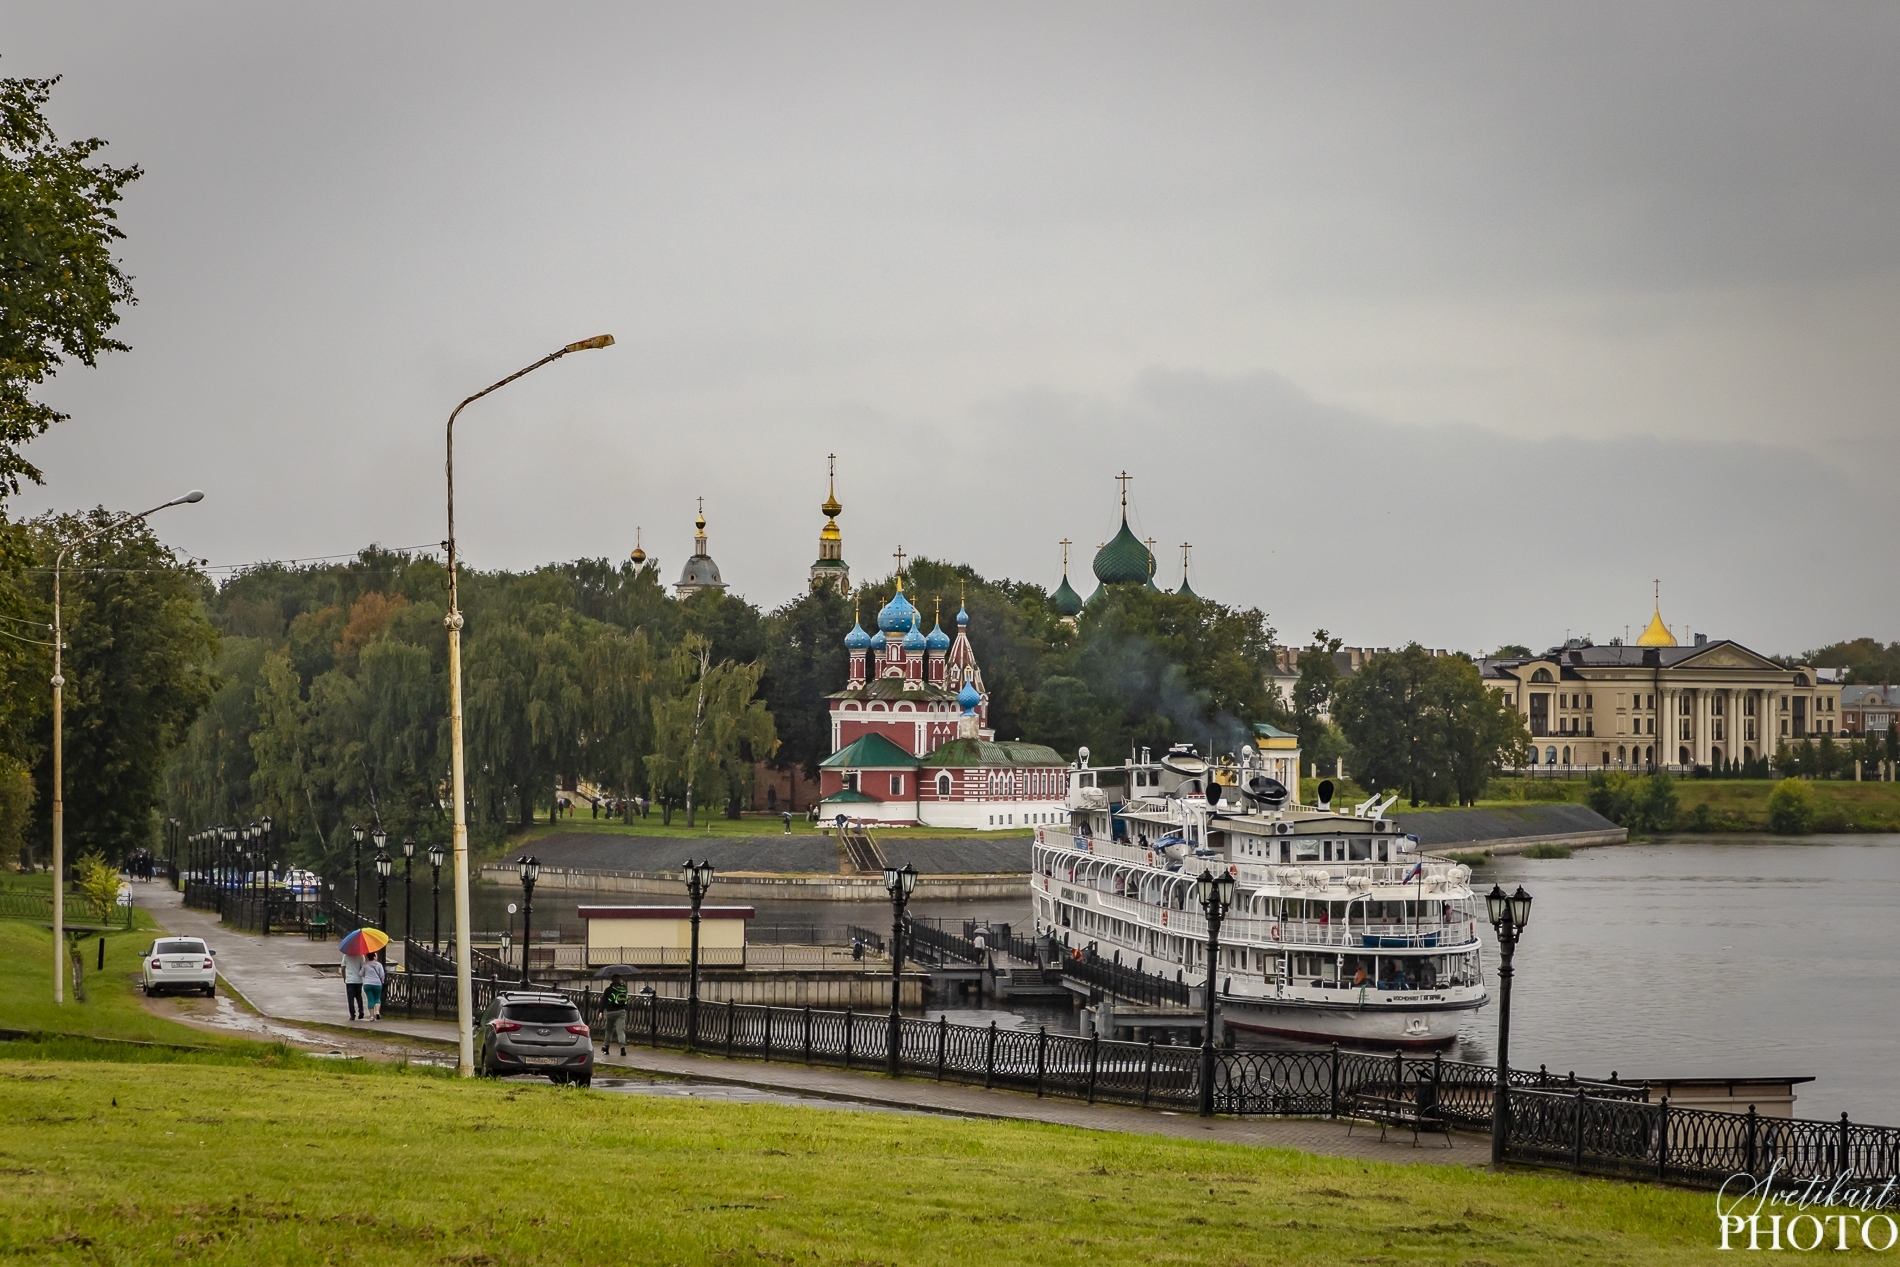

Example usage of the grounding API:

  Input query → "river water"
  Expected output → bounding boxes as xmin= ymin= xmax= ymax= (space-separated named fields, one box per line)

xmin=451 ymin=835 xmax=1898 ymax=1124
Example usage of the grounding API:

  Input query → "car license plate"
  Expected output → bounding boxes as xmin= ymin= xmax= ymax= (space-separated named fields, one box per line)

xmin=525 ymin=1056 xmax=562 ymax=1066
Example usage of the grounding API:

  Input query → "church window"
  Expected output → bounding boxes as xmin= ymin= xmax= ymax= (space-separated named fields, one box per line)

xmin=937 ymin=773 xmax=951 ymax=798
xmin=890 ymin=774 xmax=904 ymax=796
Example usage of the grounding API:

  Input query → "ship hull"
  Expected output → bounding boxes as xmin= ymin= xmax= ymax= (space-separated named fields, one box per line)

xmin=1222 ymin=997 xmax=1477 ymax=1049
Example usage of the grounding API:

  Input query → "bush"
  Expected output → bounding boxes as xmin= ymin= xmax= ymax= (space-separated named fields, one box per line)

xmin=1586 ymin=770 xmax=1678 ymax=833
xmin=1521 ymin=843 xmax=1572 ymax=859
xmin=71 ymin=852 xmax=122 ymax=920
xmin=1686 ymin=802 xmax=1714 ymax=831
xmin=1767 ymin=778 xmax=1820 ymax=835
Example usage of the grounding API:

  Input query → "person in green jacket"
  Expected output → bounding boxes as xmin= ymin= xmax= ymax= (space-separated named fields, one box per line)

xmin=602 ymin=973 xmax=631 ymax=1056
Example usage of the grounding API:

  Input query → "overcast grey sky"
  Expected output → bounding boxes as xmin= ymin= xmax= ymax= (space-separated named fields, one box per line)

xmin=9 ymin=4 xmax=1898 ymax=654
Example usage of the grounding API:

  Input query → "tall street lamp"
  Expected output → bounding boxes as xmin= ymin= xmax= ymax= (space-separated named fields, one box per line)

xmin=375 ymin=850 xmax=392 ymax=934
xmin=1195 ymin=866 xmax=1237 ymax=1118
xmin=48 ymin=489 xmax=202 ymax=1003
xmin=427 ymin=842 xmax=445 ymax=953
xmin=401 ymin=837 xmax=415 ymax=943
xmin=350 ymin=824 xmax=365 ymax=916
xmin=1486 ymin=883 xmax=1534 ymax=1166
xmin=258 ymin=817 xmax=274 ymax=937
xmin=220 ymin=825 xmax=236 ymax=912
xmin=682 ymin=858 xmax=715 ymax=1048
xmin=883 ymin=863 xmax=918 ymax=1075
xmin=442 ymin=334 xmax=615 ymax=1077
xmin=516 ymin=856 xmax=539 ymax=984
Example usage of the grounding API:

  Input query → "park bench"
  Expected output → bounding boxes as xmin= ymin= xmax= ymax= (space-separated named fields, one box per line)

xmin=306 ymin=911 xmax=330 ymax=941
xmin=1345 ymin=1088 xmax=1453 ymax=1148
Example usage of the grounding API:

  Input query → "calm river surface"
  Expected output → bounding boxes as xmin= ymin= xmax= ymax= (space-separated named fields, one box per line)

xmin=459 ymin=835 xmax=1899 ymax=1124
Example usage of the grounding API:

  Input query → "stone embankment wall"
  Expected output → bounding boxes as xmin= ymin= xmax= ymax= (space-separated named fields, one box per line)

xmin=1394 ymin=803 xmax=1625 ymax=855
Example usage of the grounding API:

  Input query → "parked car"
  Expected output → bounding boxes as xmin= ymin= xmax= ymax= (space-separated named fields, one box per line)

xmin=140 ymin=937 xmax=216 ymax=997
xmin=475 ymin=990 xmax=593 ymax=1085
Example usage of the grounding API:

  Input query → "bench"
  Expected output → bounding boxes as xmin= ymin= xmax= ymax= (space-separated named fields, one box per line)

xmin=1345 ymin=1090 xmax=1453 ymax=1148
xmin=306 ymin=913 xmax=330 ymax=942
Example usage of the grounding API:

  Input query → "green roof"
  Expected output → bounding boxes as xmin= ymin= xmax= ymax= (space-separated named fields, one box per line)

xmin=1176 ymin=576 xmax=1198 ymax=599
xmin=1252 ymin=722 xmax=1296 ymax=740
xmin=818 ymin=788 xmax=881 ymax=803
xmin=819 ymin=732 xmax=921 ymax=769
xmin=919 ymin=737 xmax=1069 ymax=768
xmin=1092 ymin=515 xmax=1156 ymax=588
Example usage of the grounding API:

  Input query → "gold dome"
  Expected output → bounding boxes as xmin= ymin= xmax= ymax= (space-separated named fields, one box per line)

xmin=1636 ymin=606 xmax=1676 ymax=647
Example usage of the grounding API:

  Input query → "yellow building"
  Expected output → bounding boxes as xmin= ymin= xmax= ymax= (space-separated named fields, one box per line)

xmin=1480 ymin=601 xmax=1841 ymax=771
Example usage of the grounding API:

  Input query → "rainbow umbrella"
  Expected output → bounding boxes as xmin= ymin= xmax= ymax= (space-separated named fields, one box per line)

xmin=338 ymin=927 xmax=389 ymax=957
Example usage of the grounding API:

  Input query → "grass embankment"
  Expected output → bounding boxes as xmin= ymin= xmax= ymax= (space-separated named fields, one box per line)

xmin=1474 ymin=777 xmax=1900 ymax=832
xmin=0 ymin=1060 xmax=1736 ymax=1266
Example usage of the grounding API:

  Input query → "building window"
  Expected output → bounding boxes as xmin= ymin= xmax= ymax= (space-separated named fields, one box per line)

xmin=1531 ymin=668 xmax=1554 ymax=683
xmin=937 ymin=773 xmax=951 ymax=797
xmin=1545 ymin=746 xmax=1557 ymax=765
xmin=1585 ymin=694 xmax=1593 ymax=709
xmin=890 ymin=774 xmax=904 ymax=796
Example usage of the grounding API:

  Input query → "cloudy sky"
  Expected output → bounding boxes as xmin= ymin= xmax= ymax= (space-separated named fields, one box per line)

xmin=9 ymin=4 xmax=1898 ymax=655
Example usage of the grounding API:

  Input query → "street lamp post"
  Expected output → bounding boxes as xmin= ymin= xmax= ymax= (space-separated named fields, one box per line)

xmin=165 ymin=817 xmax=179 ymax=881
xmin=258 ymin=817 xmax=273 ymax=936
xmin=883 ymin=863 xmax=918 ymax=1075
xmin=427 ymin=843 xmax=445 ymax=953
xmin=682 ymin=858 xmax=715 ymax=1048
xmin=375 ymin=851 xmax=392 ymax=934
xmin=350 ymin=824 xmax=365 ymax=916
xmin=401 ymin=837 xmax=415 ymax=944
xmin=47 ymin=489 xmax=203 ymax=1003
xmin=1486 ymin=884 xmax=1534 ymax=1167
xmin=1195 ymin=866 xmax=1237 ymax=1118
xmin=220 ymin=825 xmax=236 ymax=913
xmin=442 ymin=334 xmax=615 ymax=1077
xmin=516 ymin=856 xmax=539 ymax=984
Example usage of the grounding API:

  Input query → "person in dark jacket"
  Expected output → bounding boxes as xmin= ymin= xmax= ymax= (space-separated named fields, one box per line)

xmin=602 ymin=973 xmax=631 ymax=1056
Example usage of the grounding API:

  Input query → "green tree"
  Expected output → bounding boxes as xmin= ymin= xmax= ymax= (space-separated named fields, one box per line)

xmin=1291 ymin=631 xmax=1343 ymax=762
xmin=645 ymin=634 xmax=776 ymax=827
xmin=1767 ymin=777 xmax=1819 ymax=834
xmin=0 ymin=75 xmax=141 ymax=499
xmin=1436 ymin=656 xmax=1531 ymax=805
xmin=759 ymin=587 xmax=850 ymax=784
xmin=1335 ymin=646 xmax=1447 ymax=806
xmin=31 ymin=512 xmax=216 ymax=861
xmin=71 ymin=850 xmax=120 ymax=919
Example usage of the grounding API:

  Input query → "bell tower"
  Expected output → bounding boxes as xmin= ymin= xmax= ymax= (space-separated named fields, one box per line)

xmin=809 ymin=454 xmax=850 ymax=594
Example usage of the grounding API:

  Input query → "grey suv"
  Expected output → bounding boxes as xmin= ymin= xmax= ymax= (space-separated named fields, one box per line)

xmin=476 ymin=991 xmax=594 ymax=1085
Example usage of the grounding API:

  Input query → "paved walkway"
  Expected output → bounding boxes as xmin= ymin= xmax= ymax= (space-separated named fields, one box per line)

xmin=139 ymin=886 xmax=1489 ymax=1168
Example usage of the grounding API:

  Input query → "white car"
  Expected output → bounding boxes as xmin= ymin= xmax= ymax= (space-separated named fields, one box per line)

xmin=140 ymin=937 xmax=217 ymax=997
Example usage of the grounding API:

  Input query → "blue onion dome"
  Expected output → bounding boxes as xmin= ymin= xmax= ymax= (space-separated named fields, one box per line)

xmin=956 ymin=603 xmax=969 ymax=627
xmin=957 ymin=680 xmax=981 ymax=712
xmin=844 ymin=619 xmax=872 ymax=650
xmin=903 ymin=623 xmax=928 ymax=651
xmin=877 ymin=586 xmax=917 ymax=633
xmin=925 ymin=621 xmax=951 ymax=652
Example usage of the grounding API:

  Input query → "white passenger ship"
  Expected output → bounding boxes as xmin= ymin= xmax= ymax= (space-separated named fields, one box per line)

xmin=1031 ymin=744 xmax=1488 ymax=1048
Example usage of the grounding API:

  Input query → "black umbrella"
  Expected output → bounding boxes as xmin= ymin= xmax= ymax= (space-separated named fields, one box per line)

xmin=592 ymin=964 xmax=640 ymax=979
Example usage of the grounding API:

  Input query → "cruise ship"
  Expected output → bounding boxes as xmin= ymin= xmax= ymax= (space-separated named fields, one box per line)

xmin=1031 ymin=744 xmax=1488 ymax=1047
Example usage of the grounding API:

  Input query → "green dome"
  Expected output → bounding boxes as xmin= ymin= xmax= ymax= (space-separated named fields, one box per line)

xmin=1092 ymin=516 xmax=1155 ymax=588
xmin=1051 ymin=573 xmax=1084 ymax=617
xmin=1176 ymin=575 xmax=1199 ymax=599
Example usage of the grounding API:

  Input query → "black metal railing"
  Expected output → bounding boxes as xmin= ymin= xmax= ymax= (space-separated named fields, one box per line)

xmin=0 ymin=888 xmax=106 ymax=925
xmin=1054 ymin=946 xmax=1192 ymax=1008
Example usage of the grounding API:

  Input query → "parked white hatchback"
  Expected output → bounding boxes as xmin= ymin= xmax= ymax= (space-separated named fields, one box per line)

xmin=140 ymin=937 xmax=217 ymax=997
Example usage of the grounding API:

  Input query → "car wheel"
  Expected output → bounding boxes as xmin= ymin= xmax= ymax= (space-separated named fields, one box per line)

xmin=574 ymin=1076 xmax=591 ymax=1089
xmin=203 ymin=985 xmax=215 ymax=997
xmin=142 ymin=984 xmax=152 ymax=997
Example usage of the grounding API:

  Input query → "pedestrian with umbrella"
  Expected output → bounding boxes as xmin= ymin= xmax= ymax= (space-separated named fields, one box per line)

xmin=594 ymin=964 xmax=638 ymax=1056
xmin=339 ymin=928 xmax=390 ymax=1022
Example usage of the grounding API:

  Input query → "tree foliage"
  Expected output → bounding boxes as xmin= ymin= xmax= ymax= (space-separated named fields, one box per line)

xmin=0 ymin=76 xmax=141 ymax=498
xmin=1335 ymin=646 xmax=1528 ymax=806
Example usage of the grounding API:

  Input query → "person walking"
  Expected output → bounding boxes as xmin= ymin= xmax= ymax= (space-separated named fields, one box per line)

xmin=362 ymin=952 xmax=387 ymax=1022
xmin=342 ymin=950 xmax=366 ymax=1020
xmin=602 ymin=972 xmax=630 ymax=1056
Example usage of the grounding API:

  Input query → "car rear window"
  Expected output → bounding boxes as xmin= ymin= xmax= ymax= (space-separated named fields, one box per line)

xmin=154 ymin=940 xmax=205 ymax=956
xmin=502 ymin=1004 xmax=580 ymax=1024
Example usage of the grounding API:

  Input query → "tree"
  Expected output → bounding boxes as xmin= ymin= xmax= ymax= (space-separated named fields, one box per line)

xmin=645 ymin=634 xmax=776 ymax=827
xmin=0 ymin=76 xmax=141 ymax=499
xmin=1767 ymin=777 xmax=1819 ymax=835
xmin=31 ymin=512 xmax=216 ymax=862
xmin=1335 ymin=646 xmax=1446 ymax=805
xmin=1437 ymin=656 xmax=1531 ymax=805
xmin=1291 ymin=632 xmax=1341 ymax=749
xmin=759 ymin=587 xmax=850 ymax=784
xmin=1493 ymin=644 xmax=1533 ymax=659
xmin=72 ymin=850 xmax=120 ymax=919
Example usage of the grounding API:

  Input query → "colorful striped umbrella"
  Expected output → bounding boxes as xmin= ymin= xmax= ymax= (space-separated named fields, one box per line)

xmin=338 ymin=927 xmax=389 ymax=957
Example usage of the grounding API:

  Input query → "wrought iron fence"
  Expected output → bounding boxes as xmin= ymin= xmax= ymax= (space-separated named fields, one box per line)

xmin=0 ymin=888 xmax=103 ymax=925
xmin=1054 ymin=946 xmax=1192 ymax=1007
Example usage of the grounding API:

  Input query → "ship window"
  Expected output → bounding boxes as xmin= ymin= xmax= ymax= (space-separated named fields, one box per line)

xmin=1348 ymin=839 xmax=1371 ymax=862
xmin=1376 ymin=840 xmax=1389 ymax=862
xmin=1294 ymin=840 xmax=1319 ymax=862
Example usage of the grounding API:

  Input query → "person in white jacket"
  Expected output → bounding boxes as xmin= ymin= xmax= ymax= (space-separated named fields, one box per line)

xmin=341 ymin=952 xmax=365 ymax=1019
xmin=362 ymin=953 xmax=387 ymax=1021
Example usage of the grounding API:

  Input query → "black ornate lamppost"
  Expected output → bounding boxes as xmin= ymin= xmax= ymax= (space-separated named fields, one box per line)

xmin=883 ymin=863 xmax=918 ymax=1075
xmin=258 ymin=817 xmax=274 ymax=936
xmin=1195 ymin=866 xmax=1237 ymax=1118
xmin=682 ymin=858 xmax=715 ymax=1047
xmin=350 ymin=823 xmax=365 ymax=915
xmin=516 ymin=855 xmax=540 ymax=984
xmin=220 ymin=825 xmax=237 ymax=912
xmin=401 ymin=837 xmax=415 ymax=943
xmin=1486 ymin=883 xmax=1534 ymax=1166
xmin=375 ymin=850 xmax=392 ymax=934
xmin=427 ymin=842 xmax=445 ymax=952
xmin=166 ymin=817 xmax=179 ymax=878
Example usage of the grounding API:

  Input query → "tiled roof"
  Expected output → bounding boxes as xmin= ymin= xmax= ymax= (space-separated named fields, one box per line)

xmin=919 ymin=737 xmax=1067 ymax=768
xmin=819 ymin=732 xmax=921 ymax=769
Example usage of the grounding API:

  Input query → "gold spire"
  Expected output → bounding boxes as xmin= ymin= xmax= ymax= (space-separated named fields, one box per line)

xmin=934 ymin=595 xmax=942 ymax=627
xmin=893 ymin=545 xmax=906 ymax=591
xmin=1636 ymin=579 xmax=1677 ymax=647
xmin=695 ymin=496 xmax=706 ymax=533
xmin=1116 ymin=470 xmax=1131 ymax=513
xmin=822 ymin=453 xmax=842 ymax=519
xmin=630 ymin=526 xmax=646 ymax=565
xmin=1060 ymin=538 xmax=1072 ymax=575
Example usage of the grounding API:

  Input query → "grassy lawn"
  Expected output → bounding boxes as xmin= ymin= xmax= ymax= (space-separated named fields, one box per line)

xmin=0 ymin=1057 xmax=1743 ymax=1266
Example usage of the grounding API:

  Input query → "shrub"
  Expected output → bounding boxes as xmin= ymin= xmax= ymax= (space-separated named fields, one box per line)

xmin=72 ymin=852 xmax=122 ymax=920
xmin=1587 ymin=770 xmax=1677 ymax=832
xmin=1767 ymin=778 xmax=1820 ymax=835
xmin=1686 ymin=802 xmax=1714 ymax=831
xmin=1521 ymin=843 xmax=1572 ymax=859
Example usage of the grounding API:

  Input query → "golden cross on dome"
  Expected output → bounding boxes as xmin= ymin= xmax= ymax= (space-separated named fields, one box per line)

xmin=893 ymin=545 xmax=907 ymax=573
xmin=1181 ymin=542 xmax=1191 ymax=575
xmin=1116 ymin=471 xmax=1132 ymax=508
xmin=1060 ymin=538 xmax=1072 ymax=571
xmin=697 ymin=496 xmax=704 ymax=516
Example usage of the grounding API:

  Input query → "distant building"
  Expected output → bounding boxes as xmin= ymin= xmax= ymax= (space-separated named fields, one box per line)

xmin=674 ymin=500 xmax=727 ymax=599
xmin=1478 ymin=597 xmax=1841 ymax=770
xmin=1842 ymin=684 xmax=1899 ymax=735
xmin=809 ymin=454 xmax=850 ymax=595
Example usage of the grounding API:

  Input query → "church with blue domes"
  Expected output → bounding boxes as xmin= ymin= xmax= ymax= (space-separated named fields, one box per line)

xmin=817 ymin=566 xmax=1069 ymax=830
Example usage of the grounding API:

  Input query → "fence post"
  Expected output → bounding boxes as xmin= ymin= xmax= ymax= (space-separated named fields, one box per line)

xmin=1035 ymin=1027 xmax=1048 ymax=1098
xmin=1656 ymin=1097 xmax=1670 ymax=1181
xmin=1392 ymin=1048 xmax=1403 ymax=1097
xmin=1839 ymin=1113 xmax=1851 ymax=1181
xmin=763 ymin=1007 xmax=773 ymax=1063
xmin=1746 ymin=1105 xmax=1759 ymax=1176
xmin=1141 ymin=1038 xmax=1156 ymax=1108
xmin=1087 ymin=1033 xmax=1100 ymax=1105
xmin=1329 ymin=1043 xmax=1340 ymax=1118
xmin=1572 ymin=1087 xmax=1586 ymax=1171
xmin=984 ymin=1021 xmax=998 ymax=1089
xmin=936 ymin=1016 xmax=948 ymax=1082
xmin=725 ymin=999 xmax=735 ymax=1058
xmin=433 ymin=972 xmax=440 ymax=1021
xmin=803 ymin=1006 xmax=813 ymax=1064
xmin=650 ymin=993 xmax=659 ymax=1047
xmin=844 ymin=1010 xmax=854 ymax=1070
